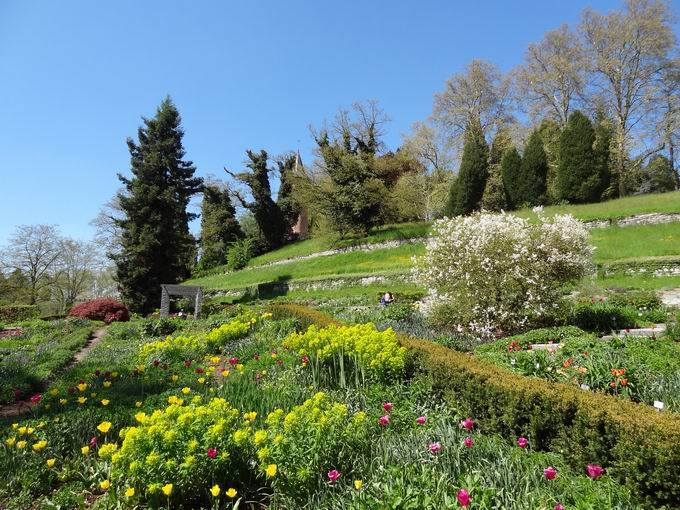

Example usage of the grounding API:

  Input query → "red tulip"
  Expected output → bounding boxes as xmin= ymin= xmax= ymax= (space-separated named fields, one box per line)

xmin=544 ymin=466 xmax=558 ymax=480
xmin=416 ymin=416 xmax=427 ymax=425
xmin=383 ymin=402 xmax=393 ymax=412
xmin=379 ymin=415 xmax=390 ymax=426
xmin=153 ymin=359 xmax=160 ymax=367
xmin=184 ymin=359 xmax=192 ymax=367
xmin=207 ymin=447 xmax=217 ymax=459
xmin=461 ymin=418 xmax=474 ymax=430
xmin=89 ymin=436 xmax=98 ymax=448
xmin=463 ymin=437 xmax=474 ymax=448
xmin=30 ymin=394 xmax=41 ymax=403
xmin=229 ymin=357 xmax=238 ymax=366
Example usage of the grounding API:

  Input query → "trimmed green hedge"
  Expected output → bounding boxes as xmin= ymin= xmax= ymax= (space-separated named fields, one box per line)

xmin=270 ymin=303 xmax=680 ymax=509
xmin=0 ymin=304 xmax=40 ymax=323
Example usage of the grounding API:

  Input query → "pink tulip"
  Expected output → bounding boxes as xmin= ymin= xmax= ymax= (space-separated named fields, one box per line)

xmin=383 ymin=402 xmax=393 ymax=412
xmin=416 ymin=416 xmax=427 ymax=425
xmin=461 ymin=418 xmax=474 ymax=430
xmin=428 ymin=442 xmax=442 ymax=454
xmin=554 ymin=504 xmax=565 ymax=510
xmin=463 ymin=437 xmax=474 ymax=448
xmin=327 ymin=469 xmax=341 ymax=483
xmin=457 ymin=488 xmax=471 ymax=507
xmin=516 ymin=437 xmax=528 ymax=449
xmin=207 ymin=447 xmax=217 ymax=459
xmin=544 ymin=466 xmax=558 ymax=480
xmin=379 ymin=415 xmax=390 ymax=426
xmin=586 ymin=464 xmax=604 ymax=479
xmin=30 ymin=394 xmax=41 ymax=403
xmin=89 ymin=436 xmax=98 ymax=448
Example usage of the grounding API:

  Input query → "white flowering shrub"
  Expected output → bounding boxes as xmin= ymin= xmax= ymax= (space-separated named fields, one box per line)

xmin=413 ymin=211 xmax=593 ymax=338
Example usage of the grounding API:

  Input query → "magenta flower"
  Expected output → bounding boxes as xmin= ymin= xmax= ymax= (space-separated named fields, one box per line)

xmin=463 ymin=437 xmax=474 ymax=448
xmin=207 ymin=447 xmax=217 ymax=459
xmin=327 ymin=469 xmax=341 ymax=483
xmin=461 ymin=418 xmax=474 ymax=430
xmin=416 ymin=415 xmax=427 ymax=425
xmin=516 ymin=437 xmax=528 ymax=449
xmin=554 ymin=504 xmax=565 ymax=510
xmin=301 ymin=355 xmax=309 ymax=364
xmin=229 ymin=357 xmax=238 ymax=366
xmin=195 ymin=367 xmax=205 ymax=374
xmin=428 ymin=442 xmax=442 ymax=454
xmin=457 ymin=488 xmax=471 ymax=507
xmin=544 ymin=466 xmax=558 ymax=480
xmin=586 ymin=464 xmax=604 ymax=479
xmin=30 ymin=394 xmax=41 ymax=403
xmin=383 ymin=402 xmax=393 ymax=412
xmin=379 ymin=415 xmax=390 ymax=426
xmin=89 ymin=436 xmax=98 ymax=448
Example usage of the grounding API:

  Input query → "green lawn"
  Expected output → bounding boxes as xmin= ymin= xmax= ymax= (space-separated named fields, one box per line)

xmin=187 ymin=243 xmax=423 ymax=290
xmin=515 ymin=191 xmax=680 ymax=222
xmin=590 ymin=222 xmax=680 ymax=262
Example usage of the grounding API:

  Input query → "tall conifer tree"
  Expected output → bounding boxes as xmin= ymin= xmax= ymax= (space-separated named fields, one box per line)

xmin=446 ymin=121 xmax=489 ymax=216
xmin=517 ymin=129 xmax=548 ymax=206
xmin=501 ymin=147 xmax=522 ymax=209
xmin=557 ymin=111 xmax=601 ymax=203
xmin=198 ymin=184 xmax=243 ymax=270
xmin=114 ymin=97 xmax=203 ymax=313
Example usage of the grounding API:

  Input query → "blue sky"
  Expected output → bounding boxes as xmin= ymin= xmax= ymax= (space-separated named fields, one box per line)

xmin=1 ymin=0 xmax=674 ymax=244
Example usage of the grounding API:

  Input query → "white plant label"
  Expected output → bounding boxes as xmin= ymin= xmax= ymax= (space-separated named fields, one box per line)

xmin=580 ymin=384 xmax=590 ymax=391
xmin=654 ymin=401 xmax=664 ymax=411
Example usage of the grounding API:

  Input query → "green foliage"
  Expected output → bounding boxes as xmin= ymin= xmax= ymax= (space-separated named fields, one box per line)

xmin=643 ymin=155 xmax=677 ymax=194
xmin=556 ymin=111 xmax=603 ymax=203
xmin=226 ymin=237 xmax=254 ymax=272
xmin=536 ymin=119 xmax=562 ymax=204
xmin=500 ymin=147 xmax=522 ymax=209
xmin=198 ymin=184 xmax=243 ymax=270
xmin=516 ymin=129 xmax=548 ymax=206
xmin=569 ymin=302 xmax=640 ymax=334
xmin=0 ymin=305 xmax=40 ymax=323
xmin=607 ymin=290 xmax=662 ymax=310
xmin=230 ymin=150 xmax=289 ymax=251
xmin=480 ymin=166 xmax=508 ymax=211
xmin=113 ymin=97 xmax=203 ymax=314
xmin=446 ymin=123 xmax=489 ymax=216
xmin=276 ymin=153 xmax=302 ymax=231
xmin=593 ymin=110 xmax=614 ymax=200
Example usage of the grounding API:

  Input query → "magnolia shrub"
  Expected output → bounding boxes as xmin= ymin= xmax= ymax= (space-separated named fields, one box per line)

xmin=413 ymin=210 xmax=593 ymax=338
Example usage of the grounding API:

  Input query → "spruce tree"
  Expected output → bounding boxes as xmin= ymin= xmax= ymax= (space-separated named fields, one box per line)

xmin=198 ymin=184 xmax=243 ymax=270
xmin=114 ymin=97 xmax=203 ymax=313
xmin=501 ymin=147 xmax=522 ymax=209
xmin=516 ymin=129 xmax=548 ymax=206
xmin=446 ymin=121 xmax=489 ymax=216
xmin=226 ymin=150 xmax=288 ymax=251
xmin=557 ymin=111 xmax=601 ymax=203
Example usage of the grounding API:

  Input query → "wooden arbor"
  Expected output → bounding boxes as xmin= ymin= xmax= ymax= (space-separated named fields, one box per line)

xmin=160 ymin=284 xmax=203 ymax=319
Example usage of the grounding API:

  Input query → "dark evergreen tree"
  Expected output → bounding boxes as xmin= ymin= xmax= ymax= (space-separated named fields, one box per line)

xmin=593 ymin=110 xmax=614 ymax=200
xmin=516 ymin=129 xmax=548 ymax=206
xmin=226 ymin=150 xmax=288 ymax=251
xmin=536 ymin=119 xmax=562 ymax=203
xmin=276 ymin=153 xmax=301 ymax=231
xmin=501 ymin=147 xmax=522 ymax=209
xmin=482 ymin=128 xmax=512 ymax=211
xmin=114 ymin=97 xmax=203 ymax=313
xmin=198 ymin=184 xmax=243 ymax=270
xmin=489 ymin=127 xmax=513 ymax=166
xmin=557 ymin=111 xmax=602 ymax=203
xmin=446 ymin=121 xmax=489 ymax=216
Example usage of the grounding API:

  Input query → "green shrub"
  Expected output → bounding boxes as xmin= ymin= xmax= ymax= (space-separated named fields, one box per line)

xmin=608 ymin=290 xmax=662 ymax=310
xmin=227 ymin=237 xmax=254 ymax=271
xmin=569 ymin=302 xmax=638 ymax=333
xmin=0 ymin=305 xmax=40 ymax=323
xmin=271 ymin=304 xmax=680 ymax=509
xmin=140 ymin=317 xmax=183 ymax=338
xmin=666 ymin=311 xmax=680 ymax=341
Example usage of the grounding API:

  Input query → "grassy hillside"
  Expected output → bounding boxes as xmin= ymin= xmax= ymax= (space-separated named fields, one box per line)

xmin=188 ymin=191 xmax=680 ymax=296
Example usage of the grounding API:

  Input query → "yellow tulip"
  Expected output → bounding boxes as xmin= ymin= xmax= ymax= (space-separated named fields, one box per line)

xmin=125 ymin=487 xmax=135 ymax=498
xmin=100 ymin=479 xmax=110 ymax=490
xmin=81 ymin=446 xmax=90 ymax=455
xmin=97 ymin=421 xmax=112 ymax=434
xmin=162 ymin=483 xmax=173 ymax=496
xmin=210 ymin=484 xmax=220 ymax=497
xmin=5 ymin=437 xmax=16 ymax=447
xmin=32 ymin=440 xmax=47 ymax=451
xmin=77 ymin=383 xmax=87 ymax=392
xmin=135 ymin=401 xmax=142 ymax=408
xmin=103 ymin=381 xmax=112 ymax=388
xmin=265 ymin=464 xmax=277 ymax=477
xmin=181 ymin=387 xmax=190 ymax=395
xmin=226 ymin=487 xmax=237 ymax=498
xmin=77 ymin=396 xmax=87 ymax=404
xmin=16 ymin=441 xmax=27 ymax=449
xmin=354 ymin=479 xmax=363 ymax=490
xmin=46 ymin=458 xmax=56 ymax=468
xmin=171 ymin=374 xmax=179 ymax=382
xmin=101 ymin=399 xmax=110 ymax=406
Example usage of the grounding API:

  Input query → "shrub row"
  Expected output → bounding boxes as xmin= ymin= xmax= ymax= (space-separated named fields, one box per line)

xmin=0 ymin=304 xmax=40 ymax=323
xmin=269 ymin=303 xmax=680 ymax=509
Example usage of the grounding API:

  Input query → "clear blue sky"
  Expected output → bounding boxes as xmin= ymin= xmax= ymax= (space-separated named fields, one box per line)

xmin=1 ymin=0 xmax=674 ymax=244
